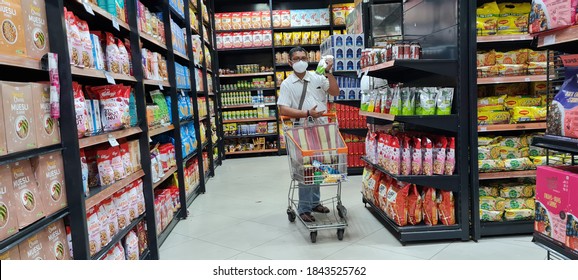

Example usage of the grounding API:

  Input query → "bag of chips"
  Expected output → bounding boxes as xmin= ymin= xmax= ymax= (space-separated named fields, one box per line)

xmin=385 ymin=181 xmax=410 ymax=226
xmin=407 ymin=184 xmax=422 ymax=225
xmin=437 ymin=191 xmax=456 ymax=225
xmin=422 ymin=187 xmax=438 ymax=226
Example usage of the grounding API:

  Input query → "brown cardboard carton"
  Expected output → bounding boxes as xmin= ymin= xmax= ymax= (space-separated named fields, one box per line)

xmin=0 ymin=94 xmax=6 ymax=155
xmin=21 ymin=0 xmax=48 ymax=60
xmin=0 ymin=0 xmax=26 ymax=57
xmin=31 ymin=151 xmax=66 ymax=215
xmin=18 ymin=232 xmax=46 ymax=260
xmin=11 ymin=159 xmax=45 ymax=228
xmin=31 ymin=83 xmax=60 ymax=148
xmin=0 ymin=244 xmax=20 ymax=259
xmin=0 ymin=164 xmax=18 ymax=241
xmin=1 ymin=82 xmax=37 ymax=153
xmin=42 ymin=219 xmax=70 ymax=260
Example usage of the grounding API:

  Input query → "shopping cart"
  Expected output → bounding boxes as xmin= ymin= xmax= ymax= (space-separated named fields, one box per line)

xmin=281 ymin=113 xmax=348 ymax=243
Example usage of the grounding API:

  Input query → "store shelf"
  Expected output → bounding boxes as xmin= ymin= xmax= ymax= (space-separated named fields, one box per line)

xmin=199 ymin=115 xmax=208 ymax=121
xmin=220 ymin=72 xmax=275 ymax=78
xmin=225 ymin=133 xmax=278 ymax=139
xmin=140 ymin=248 xmax=150 ymax=260
xmin=222 ymin=103 xmax=276 ymax=109
xmin=363 ymin=198 xmax=463 ymax=244
xmin=220 ymin=88 xmax=276 ymax=93
xmin=186 ymin=184 xmax=202 ymax=208
xmin=223 ymin=117 xmax=277 ymax=123
xmin=140 ymin=33 xmax=168 ymax=50
xmin=218 ymin=46 xmax=273 ymax=52
xmin=477 ymin=75 xmax=548 ymax=85
xmin=216 ymin=28 xmax=271 ymax=33
xmin=0 ymin=56 xmax=45 ymax=71
xmin=92 ymin=214 xmax=145 ymax=260
xmin=361 ymin=59 xmax=458 ymax=80
xmin=202 ymin=142 xmax=209 ymax=150
xmin=149 ymin=125 xmax=175 ymax=137
xmin=361 ymin=157 xmax=459 ymax=191
xmin=157 ymin=212 xmax=180 ymax=247
xmin=533 ymin=233 xmax=578 ymax=260
xmin=537 ymin=25 xmax=578 ymax=53
xmin=183 ymin=150 xmax=198 ymax=163
xmin=78 ymin=0 xmax=131 ymax=32
xmin=226 ymin=149 xmax=278 ymax=155
xmin=274 ymin=25 xmax=331 ymax=32
xmin=476 ymin=34 xmax=533 ymax=43
xmin=347 ymin=166 xmax=364 ymax=176
xmin=339 ymin=128 xmax=368 ymax=133
xmin=79 ymin=127 xmax=142 ymax=149
xmin=169 ymin=7 xmax=186 ymax=25
xmin=359 ymin=111 xmax=459 ymax=132
xmin=85 ymin=169 xmax=146 ymax=210
xmin=478 ymin=122 xmax=546 ymax=132
xmin=143 ymin=79 xmax=171 ymax=88
xmin=480 ymin=220 xmax=533 ymax=237
xmin=174 ymin=51 xmax=189 ymax=62
xmin=0 ymin=144 xmax=63 ymax=167
xmin=153 ymin=166 xmax=178 ymax=189
xmin=478 ymin=170 xmax=536 ymax=180
xmin=531 ymin=135 xmax=578 ymax=155
xmin=0 ymin=208 xmax=69 ymax=254
xmin=274 ymin=44 xmax=321 ymax=49
xmin=71 ymin=67 xmax=137 ymax=82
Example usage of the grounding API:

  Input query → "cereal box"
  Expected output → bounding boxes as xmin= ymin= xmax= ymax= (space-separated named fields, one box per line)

xmin=0 ymin=164 xmax=18 ymax=241
xmin=241 ymin=12 xmax=252 ymax=29
xmin=0 ymin=89 xmax=5 ymax=155
xmin=232 ymin=32 xmax=243 ymax=48
xmin=262 ymin=30 xmax=272 ymax=46
xmin=272 ymin=10 xmax=281 ymax=28
xmin=252 ymin=30 xmax=263 ymax=47
xmin=242 ymin=31 xmax=253 ymax=48
xmin=42 ymin=219 xmax=70 ymax=260
xmin=1 ymin=82 xmax=37 ymax=153
xmin=536 ymin=166 xmax=578 ymax=245
xmin=251 ymin=11 xmax=261 ymax=29
xmin=0 ymin=0 xmax=26 ymax=57
xmin=22 ymin=0 xmax=49 ymax=60
xmin=261 ymin=10 xmax=271 ymax=28
xmin=231 ymin=12 xmax=242 ymax=30
xmin=222 ymin=32 xmax=232 ymax=49
xmin=0 ymin=245 xmax=19 ymax=260
xmin=18 ymin=232 xmax=47 ymax=260
xmin=31 ymin=152 xmax=67 ymax=215
xmin=31 ymin=83 xmax=60 ymax=148
xmin=281 ymin=10 xmax=291 ymax=27
xmin=220 ymin=13 xmax=232 ymax=30
xmin=320 ymin=8 xmax=331 ymax=25
xmin=290 ymin=10 xmax=302 ymax=27
xmin=11 ymin=159 xmax=45 ymax=229
xmin=214 ymin=13 xmax=222 ymax=30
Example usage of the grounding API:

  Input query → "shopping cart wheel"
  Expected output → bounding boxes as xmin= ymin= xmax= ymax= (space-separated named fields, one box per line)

xmin=287 ymin=209 xmax=296 ymax=222
xmin=337 ymin=204 xmax=347 ymax=219
xmin=310 ymin=231 xmax=317 ymax=243
xmin=337 ymin=229 xmax=345 ymax=240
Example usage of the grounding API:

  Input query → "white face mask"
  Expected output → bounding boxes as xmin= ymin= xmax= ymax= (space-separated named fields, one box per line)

xmin=292 ymin=60 xmax=308 ymax=73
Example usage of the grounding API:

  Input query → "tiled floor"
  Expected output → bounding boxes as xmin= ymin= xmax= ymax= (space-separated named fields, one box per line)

xmin=160 ymin=156 xmax=548 ymax=260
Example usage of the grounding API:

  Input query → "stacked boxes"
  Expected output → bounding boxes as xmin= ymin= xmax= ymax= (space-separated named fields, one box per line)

xmin=321 ymin=35 xmax=364 ymax=72
xmin=174 ymin=63 xmax=190 ymax=89
xmin=333 ymin=76 xmax=362 ymax=101
xmin=170 ymin=18 xmax=187 ymax=55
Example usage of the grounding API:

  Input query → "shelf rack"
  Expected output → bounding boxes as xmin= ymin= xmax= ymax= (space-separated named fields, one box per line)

xmin=357 ymin=0 xmax=471 ymax=244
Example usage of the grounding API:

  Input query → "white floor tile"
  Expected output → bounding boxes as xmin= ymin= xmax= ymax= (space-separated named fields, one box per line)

xmin=173 ymin=212 xmax=245 ymax=238
xmin=247 ymin=231 xmax=352 ymax=260
xmin=324 ymin=244 xmax=424 ymax=260
xmin=431 ymin=240 xmax=547 ymax=260
xmin=160 ymin=232 xmax=194 ymax=250
xmin=227 ymin=252 xmax=271 ymax=260
xmin=356 ymin=228 xmax=451 ymax=260
xmin=159 ymin=238 xmax=242 ymax=260
xmin=197 ymin=220 xmax=292 ymax=251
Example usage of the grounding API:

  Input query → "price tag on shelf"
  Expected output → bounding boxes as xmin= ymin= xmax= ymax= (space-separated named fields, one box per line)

xmin=82 ymin=0 xmax=95 ymax=15
xmin=479 ymin=127 xmax=487 ymax=132
xmin=524 ymin=77 xmax=531 ymax=82
xmin=112 ymin=17 xmax=120 ymax=31
xmin=108 ymin=135 xmax=119 ymax=147
xmin=543 ymin=35 xmax=556 ymax=46
xmin=103 ymin=71 xmax=116 ymax=84
xmin=159 ymin=83 xmax=164 ymax=90
xmin=149 ymin=137 xmax=153 ymax=143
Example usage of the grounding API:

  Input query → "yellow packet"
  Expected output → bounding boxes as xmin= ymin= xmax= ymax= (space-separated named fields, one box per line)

xmin=310 ymin=31 xmax=321 ymax=44
xmin=478 ymin=136 xmax=501 ymax=146
xmin=285 ymin=71 xmax=293 ymax=78
xmin=292 ymin=32 xmax=301 ymax=45
xmin=503 ymin=158 xmax=534 ymax=171
xmin=495 ymin=49 xmax=529 ymax=65
xmin=274 ymin=33 xmax=283 ymax=46
xmin=478 ymin=94 xmax=506 ymax=107
xmin=283 ymin=32 xmax=292 ymax=46
xmin=476 ymin=1 xmax=500 ymax=36
xmin=477 ymin=110 xmax=510 ymax=125
xmin=479 ymin=159 xmax=506 ymax=172
xmin=478 ymin=105 xmax=505 ymax=112
xmin=334 ymin=30 xmax=342 ymax=35
xmin=480 ymin=196 xmax=506 ymax=211
xmin=504 ymin=209 xmax=534 ymax=221
xmin=498 ymin=135 xmax=528 ymax=148
xmin=480 ymin=209 xmax=504 ymax=221
xmin=497 ymin=2 xmax=531 ymax=35
xmin=477 ymin=50 xmax=496 ymax=67
xmin=500 ymin=184 xmax=535 ymax=198
xmin=504 ymin=96 xmax=542 ymax=109
xmin=320 ymin=30 xmax=330 ymax=41
xmin=479 ymin=186 xmax=500 ymax=197
xmin=301 ymin=32 xmax=311 ymax=45
xmin=510 ymin=106 xmax=547 ymax=123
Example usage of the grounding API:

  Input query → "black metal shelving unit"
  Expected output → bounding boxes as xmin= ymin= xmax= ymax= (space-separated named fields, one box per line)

xmin=0 ymin=0 xmax=213 ymax=260
xmin=358 ymin=0 xmax=471 ymax=244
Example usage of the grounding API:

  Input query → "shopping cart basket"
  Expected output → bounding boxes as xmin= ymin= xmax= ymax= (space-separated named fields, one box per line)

xmin=281 ymin=113 xmax=348 ymax=243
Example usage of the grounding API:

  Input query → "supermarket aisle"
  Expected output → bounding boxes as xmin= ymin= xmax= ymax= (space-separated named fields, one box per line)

xmin=160 ymin=156 xmax=546 ymax=260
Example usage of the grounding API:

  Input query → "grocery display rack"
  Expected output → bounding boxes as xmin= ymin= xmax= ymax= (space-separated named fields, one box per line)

xmin=214 ymin=0 xmax=354 ymax=159
xmin=358 ymin=0 xmax=471 ymax=244
xmin=0 ymin=0 xmax=218 ymax=260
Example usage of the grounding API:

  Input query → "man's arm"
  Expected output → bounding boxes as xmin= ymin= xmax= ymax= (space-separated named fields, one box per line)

xmin=325 ymin=73 xmax=339 ymax=96
xmin=279 ymin=105 xmax=325 ymax=118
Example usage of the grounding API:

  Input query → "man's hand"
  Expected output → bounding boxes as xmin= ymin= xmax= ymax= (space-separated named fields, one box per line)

xmin=325 ymin=57 xmax=334 ymax=73
xmin=308 ymin=105 xmax=325 ymax=118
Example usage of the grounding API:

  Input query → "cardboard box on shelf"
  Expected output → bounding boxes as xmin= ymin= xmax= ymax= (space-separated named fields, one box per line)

xmin=0 ymin=91 xmax=5 ymax=155
xmin=22 ymin=0 xmax=49 ymax=60
xmin=0 ymin=164 xmax=18 ymax=241
xmin=18 ymin=232 xmax=46 ymax=259
xmin=11 ymin=159 xmax=45 ymax=229
xmin=221 ymin=13 xmax=232 ymax=30
xmin=0 ymin=245 xmax=20 ymax=260
xmin=31 ymin=83 xmax=60 ymax=148
xmin=242 ymin=31 xmax=253 ymax=48
xmin=214 ymin=13 xmax=222 ymax=30
xmin=241 ymin=12 xmax=252 ymax=30
xmin=272 ymin=10 xmax=281 ymax=28
xmin=252 ymin=30 xmax=263 ymax=47
xmin=31 ymin=151 xmax=67 ymax=216
xmin=42 ymin=219 xmax=70 ymax=260
xmin=290 ymin=10 xmax=302 ymax=27
xmin=231 ymin=12 xmax=242 ymax=30
xmin=567 ymin=180 xmax=578 ymax=253
xmin=251 ymin=11 xmax=262 ymax=29
xmin=261 ymin=10 xmax=271 ymax=28
xmin=280 ymin=10 xmax=291 ymax=28
xmin=0 ymin=0 xmax=27 ymax=57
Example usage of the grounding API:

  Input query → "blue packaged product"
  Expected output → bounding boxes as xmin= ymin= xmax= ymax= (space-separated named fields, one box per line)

xmin=129 ymin=90 xmax=137 ymax=127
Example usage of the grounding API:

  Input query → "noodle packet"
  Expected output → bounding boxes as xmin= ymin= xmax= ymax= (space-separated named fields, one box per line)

xmin=435 ymin=88 xmax=454 ymax=115
xmin=416 ymin=87 xmax=437 ymax=115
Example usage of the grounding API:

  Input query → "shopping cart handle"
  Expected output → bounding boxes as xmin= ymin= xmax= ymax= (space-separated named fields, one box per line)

xmin=280 ymin=113 xmax=337 ymax=122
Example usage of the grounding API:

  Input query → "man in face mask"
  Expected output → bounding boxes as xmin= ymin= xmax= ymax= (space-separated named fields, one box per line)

xmin=277 ymin=47 xmax=340 ymax=223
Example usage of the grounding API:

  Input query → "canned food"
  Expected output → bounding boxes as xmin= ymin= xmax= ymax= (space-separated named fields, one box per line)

xmin=392 ymin=44 xmax=401 ymax=60
xmin=403 ymin=42 xmax=411 ymax=59
xmin=410 ymin=42 xmax=421 ymax=59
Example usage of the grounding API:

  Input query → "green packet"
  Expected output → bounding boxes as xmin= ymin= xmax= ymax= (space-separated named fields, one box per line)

xmin=401 ymin=87 xmax=415 ymax=115
xmin=416 ymin=87 xmax=437 ymax=116
xmin=436 ymin=88 xmax=454 ymax=115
